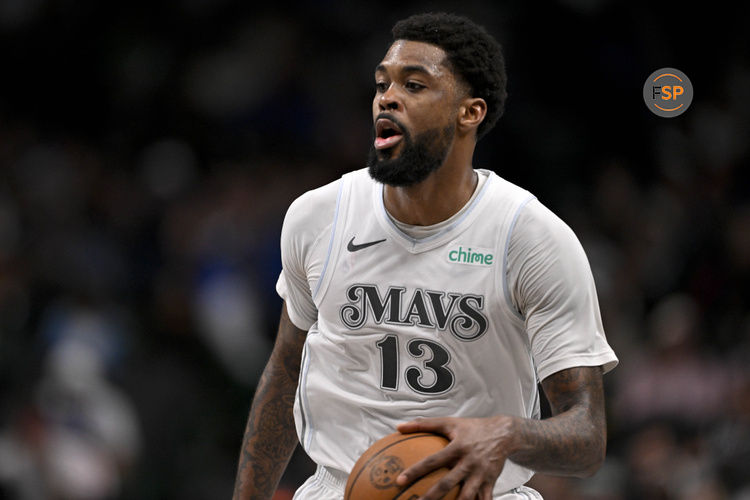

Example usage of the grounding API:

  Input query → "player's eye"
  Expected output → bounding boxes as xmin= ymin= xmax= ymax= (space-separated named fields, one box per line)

xmin=374 ymin=81 xmax=389 ymax=93
xmin=405 ymin=81 xmax=426 ymax=92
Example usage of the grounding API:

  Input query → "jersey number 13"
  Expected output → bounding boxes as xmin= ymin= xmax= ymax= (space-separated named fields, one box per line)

xmin=376 ymin=335 xmax=454 ymax=394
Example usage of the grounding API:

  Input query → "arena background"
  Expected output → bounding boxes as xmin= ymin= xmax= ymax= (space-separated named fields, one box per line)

xmin=1 ymin=0 xmax=748 ymax=498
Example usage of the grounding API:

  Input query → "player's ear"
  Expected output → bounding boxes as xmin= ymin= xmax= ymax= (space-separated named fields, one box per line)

xmin=457 ymin=97 xmax=487 ymax=136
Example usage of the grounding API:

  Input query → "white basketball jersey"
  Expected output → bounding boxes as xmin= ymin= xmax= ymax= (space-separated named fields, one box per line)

xmin=278 ymin=167 xmax=617 ymax=495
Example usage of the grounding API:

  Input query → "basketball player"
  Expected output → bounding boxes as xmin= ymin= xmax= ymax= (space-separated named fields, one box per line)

xmin=233 ymin=12 xmax=618 ymax=500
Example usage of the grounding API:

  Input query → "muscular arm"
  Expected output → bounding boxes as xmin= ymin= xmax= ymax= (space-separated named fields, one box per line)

xmin=396 ymin=365 xmax=607 ymax=499
xmin=232 ymin=303 xmax=307 ymax=500
xmin=509 ymin=365 xmax=606 ymax=476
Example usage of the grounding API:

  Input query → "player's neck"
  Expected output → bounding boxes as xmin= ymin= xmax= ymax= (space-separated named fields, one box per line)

xmin=383 ymin=161 xmax=478 ymax=226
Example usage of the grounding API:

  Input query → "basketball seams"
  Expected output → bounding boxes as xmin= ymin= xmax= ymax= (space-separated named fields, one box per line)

xmin=345 ymin=432 xmax=443 ymax=499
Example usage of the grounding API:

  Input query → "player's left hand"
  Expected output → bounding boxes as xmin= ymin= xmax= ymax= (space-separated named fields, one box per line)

xmin=395 ymin=416 xmax=517 ymax=500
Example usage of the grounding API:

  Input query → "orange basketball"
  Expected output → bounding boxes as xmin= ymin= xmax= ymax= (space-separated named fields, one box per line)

xmin=344 ymin=432 xmax=459 ymax=500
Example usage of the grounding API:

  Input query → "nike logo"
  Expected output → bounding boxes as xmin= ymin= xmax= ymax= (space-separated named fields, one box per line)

xmin=347 ymin=236 xmax=386 ymax=252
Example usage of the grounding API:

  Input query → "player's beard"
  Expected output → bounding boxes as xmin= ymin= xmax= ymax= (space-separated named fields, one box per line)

xmin=367 ymin=122 xmax=455 ymax=187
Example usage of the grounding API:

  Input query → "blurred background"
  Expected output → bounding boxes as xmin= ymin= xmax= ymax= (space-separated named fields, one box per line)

xmin=0 ymin=0 xmax=748 ymax=498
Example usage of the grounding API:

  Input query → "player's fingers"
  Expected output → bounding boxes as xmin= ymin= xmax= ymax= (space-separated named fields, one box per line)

xmin=395 ymin=445 xmax=458 ymax=486
xmin=420 ymin=460 xmax=470 ymax=500
xmin=397 ymin=417 xmax=453 ymax=434
xmin=455 ymin=471 xmax=483 ymax=500
xmin=478 ymin=482 xmax=493 ymax=500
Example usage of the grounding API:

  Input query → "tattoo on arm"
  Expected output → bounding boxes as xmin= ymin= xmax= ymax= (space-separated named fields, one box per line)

xmin=233 ymin=305 xmax=307 ymax=499
xmin=509 ymin=366 xmax=606 ymax=477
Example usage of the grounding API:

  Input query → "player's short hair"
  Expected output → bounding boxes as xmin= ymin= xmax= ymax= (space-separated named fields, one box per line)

xmin=391 ymin=12 xmax=507 ymax=140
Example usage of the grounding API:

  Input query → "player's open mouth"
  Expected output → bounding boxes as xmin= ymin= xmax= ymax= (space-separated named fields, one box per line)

xmin=374 ymin=118 xmax=404 ymax=150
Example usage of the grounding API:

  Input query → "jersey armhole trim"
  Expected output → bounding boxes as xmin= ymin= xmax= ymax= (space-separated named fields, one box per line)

xmin=502 ymin=194 xmax=537 ymax=321
xmin=312 ymin=178 xmax=344 ymax=299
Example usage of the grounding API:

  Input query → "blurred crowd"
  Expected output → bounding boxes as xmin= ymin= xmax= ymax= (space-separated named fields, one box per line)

xmin=0 ymin=1 xmax=748 ymax=499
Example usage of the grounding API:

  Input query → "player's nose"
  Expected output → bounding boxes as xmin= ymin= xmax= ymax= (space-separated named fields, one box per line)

xmin=378 ymin=85 xmax=402 ymax=112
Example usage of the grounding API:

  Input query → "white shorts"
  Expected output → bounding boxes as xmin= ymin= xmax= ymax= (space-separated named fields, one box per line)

xmin=292 ymin=466 xmax=543 ymax=499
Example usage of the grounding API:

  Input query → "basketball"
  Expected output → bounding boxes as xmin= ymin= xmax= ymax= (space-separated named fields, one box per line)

xmin=344 ymin=432 xmax=460 ymax=500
